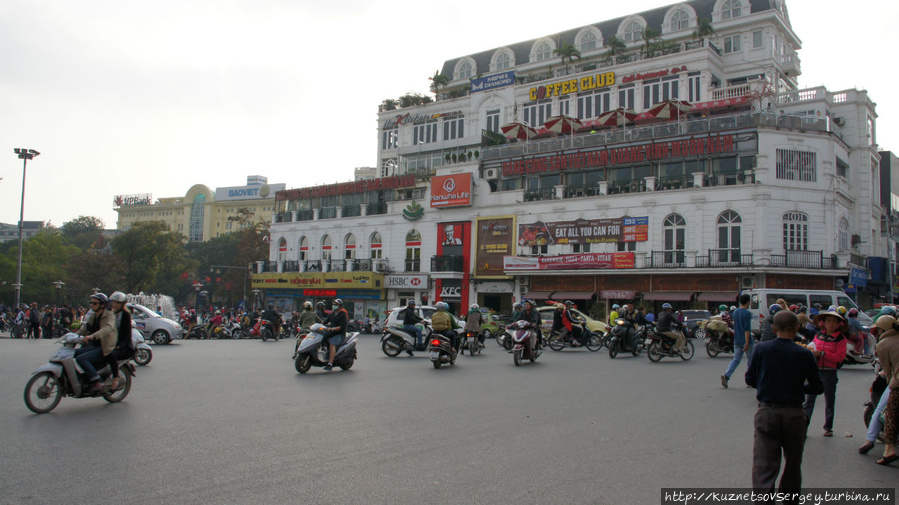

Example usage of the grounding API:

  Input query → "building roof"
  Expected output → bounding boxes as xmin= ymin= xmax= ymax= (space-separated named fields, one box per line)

xmin=440 ymin=0 xmax=777 ymax=76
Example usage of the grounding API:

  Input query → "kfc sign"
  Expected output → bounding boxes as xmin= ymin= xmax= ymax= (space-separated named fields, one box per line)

xmin=440 ymin=286 xmax=462 ymax=299
xmin=430 ymin=174 xmax=472 ymax=208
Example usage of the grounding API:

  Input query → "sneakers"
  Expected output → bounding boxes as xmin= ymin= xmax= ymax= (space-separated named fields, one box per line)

xmin=720 ymin=374 xmax=729 ymax=388
xmin=322 ymin=363 xmax=333 ymax=371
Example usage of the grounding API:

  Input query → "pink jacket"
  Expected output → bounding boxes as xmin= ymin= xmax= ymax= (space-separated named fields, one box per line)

xmin=812 ymin=331 xmax=848 ymax=369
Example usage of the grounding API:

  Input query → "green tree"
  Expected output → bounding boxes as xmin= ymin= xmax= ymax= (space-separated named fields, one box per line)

xmin=380 ymin=98 xmax=398 ymax=111
xmin=112 ymin=221 xmax=196 ymax=295
xmin=693 ymin=17 xmax=716 ymax=39
xmin=553 ymin=41 xmax=582 ymax=74
xmin=61 ymin=215 xmax=105 ymax=250
xmin=605 ymin=35 xmax=627 ymax=62
xmin=641 ymin=26 xmax=662 ymax=56
xmin=64 ymin=248 xmax=124 ymax=303
xmin=1 ymin=229 xmax=81 ymax=305
xmin=429 ymin=71 xmax=450 ymax=96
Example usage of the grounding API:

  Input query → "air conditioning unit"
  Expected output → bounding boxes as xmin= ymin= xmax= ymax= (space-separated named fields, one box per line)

xmin=484 ymin=168 xmax=499 ymax=180
xmin=516 ymin=277 xmax=529 ymax=286
xmin=376 ymin=263 xmax=390 ymax=273
xmin=833 ymin=117 xmax=845 ymax=127
xmin=741 ymin=275 xmax=755 ymax=290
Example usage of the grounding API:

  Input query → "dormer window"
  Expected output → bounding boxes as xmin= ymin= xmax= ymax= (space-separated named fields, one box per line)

xmin=721 ymin=0 xmax=743 ymax=20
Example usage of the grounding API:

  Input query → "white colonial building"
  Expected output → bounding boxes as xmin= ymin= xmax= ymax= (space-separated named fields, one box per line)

xmin=258 ymin=0 xmax=887 ymax=318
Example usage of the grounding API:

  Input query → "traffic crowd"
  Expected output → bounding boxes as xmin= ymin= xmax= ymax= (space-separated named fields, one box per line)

xmin=1 ymin=302 xmax=82 ymax=339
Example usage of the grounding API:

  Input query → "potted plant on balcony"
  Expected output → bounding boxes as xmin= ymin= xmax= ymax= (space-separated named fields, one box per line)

xmin=693 ymin=17 xmax=715 ymax=40
xmin=604 ymin=35 xmax=627 ymax=64
xmin=429 ymin=70 xmax=450 ymax=96
xmin=553 ymin=41 xmax=582 ymax=75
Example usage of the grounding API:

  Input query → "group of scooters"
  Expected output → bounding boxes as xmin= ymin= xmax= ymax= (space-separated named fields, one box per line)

xmin=380 ymin=321 xmax=484 ymax=369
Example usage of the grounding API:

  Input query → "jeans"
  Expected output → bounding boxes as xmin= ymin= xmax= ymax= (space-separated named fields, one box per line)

xmin=75 ymin=346 xmax=105 ymax=382
xmin=724 ymin=338 xmax=754 ymax=379
xmin=866 ymin=386 xmax=891 ymax=442
xmin=403 ymin=324 xmax=423 ymax=346
xmin=804 ymin=369 xmax=838 ymax=431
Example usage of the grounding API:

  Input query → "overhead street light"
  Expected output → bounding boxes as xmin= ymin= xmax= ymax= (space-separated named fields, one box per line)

xmin=12 ymin=148 xmax=39 ymax=311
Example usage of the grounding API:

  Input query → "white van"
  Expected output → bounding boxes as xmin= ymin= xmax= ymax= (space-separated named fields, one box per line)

xmin=743 ymin=289 xmax=872 ymax=334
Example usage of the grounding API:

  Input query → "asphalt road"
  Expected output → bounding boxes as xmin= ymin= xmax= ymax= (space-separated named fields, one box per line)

xmin=0 ymin=335 xmax=895 ymax=505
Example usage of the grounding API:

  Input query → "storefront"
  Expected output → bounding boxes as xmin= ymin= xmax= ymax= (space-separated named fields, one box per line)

xmin=250 ymin=271 xmax=385 ymax=320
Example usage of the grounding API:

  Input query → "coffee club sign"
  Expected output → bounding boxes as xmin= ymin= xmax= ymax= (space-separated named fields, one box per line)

xmin=529 ymin=72 xmax=616 ymax=101
xmin=500 ymin=134 xmax=735 ymax=177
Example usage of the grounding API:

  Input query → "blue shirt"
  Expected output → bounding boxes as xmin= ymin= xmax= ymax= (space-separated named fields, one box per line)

xmin=732 ymin=307 xmax=752 ymax=346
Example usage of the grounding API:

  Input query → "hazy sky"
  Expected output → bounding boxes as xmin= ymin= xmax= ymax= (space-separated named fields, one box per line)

xmin=2 ymin=0 xmax=896 ymax=229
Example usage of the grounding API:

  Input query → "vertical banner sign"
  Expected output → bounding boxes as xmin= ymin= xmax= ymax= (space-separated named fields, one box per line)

xmin=476 ymin=216 xmax=516 ymax=277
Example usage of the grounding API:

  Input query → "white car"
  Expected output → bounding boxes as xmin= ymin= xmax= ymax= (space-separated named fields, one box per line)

xmin=129 ymin=303 xmax=184 ymax=344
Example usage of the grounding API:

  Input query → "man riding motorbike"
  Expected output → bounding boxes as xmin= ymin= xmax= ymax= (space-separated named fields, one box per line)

xmin=262 ymin=303 xmax=282 ymax=338
xmin=299 ymin=301 xmax=322 ymax=330
xmin=657 ymin=302 xmax=686 ymax=353
xmin=561 ymin=300 xmax=585 ymax=346
xmin=402 ymin=300 xmax=424 ymax=347
xmin=515 ymin=299 xmax=542 ymax=352
xmin=463 ymin=303 xmax=484 ymax=345
xmin=74 ymin=293 xmax=117 ymax=394
xmin=105 ymin=291 xmax=134 ymax=390
xmin=622 ymin=302 xmax=647 ymax=348
xmin=431 ymin=302 xmax=459 ymax=352
xmin=321 ymin=299 xmax=348 ymax=371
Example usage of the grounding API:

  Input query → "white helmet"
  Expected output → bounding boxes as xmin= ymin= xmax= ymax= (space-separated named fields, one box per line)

xmin=304 ymin=301 xmax=313 ymax=309
xmin=109 ymin=291 xmax=127 ymax=303
xmin=469 ymin=304 xmax=479 ymax=311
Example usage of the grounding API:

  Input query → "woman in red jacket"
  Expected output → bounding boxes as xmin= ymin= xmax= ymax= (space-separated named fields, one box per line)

xmin=802 ymin=310 xmax=849 ymax=437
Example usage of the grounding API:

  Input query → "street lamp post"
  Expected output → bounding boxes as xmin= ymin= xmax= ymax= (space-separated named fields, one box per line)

xmin=192 ymin=281 xmax=203 ymax=309
xmin=12 ymin=148 xmax=39 ymax=310
xmin=252 ymin=289 xmax=261 ymax=312
xmin=53 ymin=281 xmax=65 ymax=312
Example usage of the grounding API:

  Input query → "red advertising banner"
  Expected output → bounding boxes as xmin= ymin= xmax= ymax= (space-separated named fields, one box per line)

xmin=503 ymin=252 xmax=635 ymax=271
xmin=519 ymin=217 xmax=648 ymax=246
xmin=430 ymin=173 xmax=472 ymax=208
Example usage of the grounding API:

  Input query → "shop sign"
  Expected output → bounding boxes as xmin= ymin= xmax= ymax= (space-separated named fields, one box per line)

xmin=276 ymin=175 xmax=416 ymax=201
xmin=477 ymin=281 xmax=514 ymax=293
xmin=430 ymin=173 xmax=472 ymax=208
xmin=251 ymin=271 xmax=382 ymax=289
xmin=216 ymin=183 xmax=285 ymax=201
xmin=849 ymin=267 xmax=868 ymax=287
xmin=385 ymin=275 xmax=428 ymax=289
xmin=439 ymin=283 xmax=463 ymax=300
xmin=519 ymin=217 xmax=648 ymax=246
xmin=382 ymin=110 xmax=463 ymax=129
xmin=503 ymin=252 xmax=635 ymax=271
xmin=528 ymin=72 xmax=616 ymax=101
xmin=620 ymin=65 xmax=687 ymax=84
xmin=113 ymin=194 xmax=152 ymax=208
xmin=476 ymin=216 xmax=516 ymax=277
xmin=470 ymin=71 xmax=515 ymax=93
xmin=500 ymin=134 xmax=735 ymax=177
xmin=303 ymin=289 xmax=337 ymax=297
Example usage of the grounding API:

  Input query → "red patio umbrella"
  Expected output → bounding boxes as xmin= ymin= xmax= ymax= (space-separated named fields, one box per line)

xmin=543 ymin=115 xmax=584 ymax=135
xmin=593 ymin=107 xmax=637 ymax=127
xmin=501 ymin=122 xmax=537 ymax=141
xmin=646 ymin=99 xmax=692 ymax=120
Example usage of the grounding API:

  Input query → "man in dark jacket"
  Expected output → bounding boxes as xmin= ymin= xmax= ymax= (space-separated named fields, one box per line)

xmin=262 ymin=303 xmax=282 ymax=337
xmin=515 ymin=299 xmax=542 ymax=351
xmin=106 ymin=291 xmax=134 ymax=390
xmin=402 ymin=300 xmax=424 ymax=347
xmin=657 ymin=303 xmax=686 ymax=352
xmin=321 ymin=299 xmax=348 ymax=371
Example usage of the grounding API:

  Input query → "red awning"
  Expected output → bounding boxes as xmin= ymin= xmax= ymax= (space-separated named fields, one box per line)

xmin=600 ymin=290 xmax=636 ymax=300
xmin=689 ymin=96 xmax=751 ymax=113
xmin=642 ymin=291 xmax=694 ymax=301
xmin=550 ymin=291 xmax=595 ymax=301
xmin=697 ymin=291 xmax=739 ymax=302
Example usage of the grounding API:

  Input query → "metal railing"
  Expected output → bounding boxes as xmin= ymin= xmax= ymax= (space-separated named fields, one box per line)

xmin=695 ymin=250 xmax=753 ymax=267
xmin=431 ymin=255 xmax=465 ymax=272
xmin=769 ymin=250 xmax=838 ymax=269
xmin=648 ymin=250 xmax=686 ymax=268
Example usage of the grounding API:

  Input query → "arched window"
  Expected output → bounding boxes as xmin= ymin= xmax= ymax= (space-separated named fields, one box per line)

xmin=495 ymin=51 xmax=512 ymax=71
xmin=579 ymin=31 xmax=598 ymax=52
xmin=663 ymin=213 xmax=686 ymax=265
xmin=405 ymin=230 xmax=421 ymax=272
xmin=344 ymin=233 xmax=356 ymax=261
xmin=370 ymin=232 xmax=382 ymax=259
xmin=534 ymin=42 xmax=552 ymax=61
xmin=782 ymin=212 xmax=808 ymax=251
xmin=321 ymin=235 xmax=332 ymax=261
xmin=721 ymin=0 xmax=743 ymax=20
xmin=298 ymin=236 xmax=308 ymax=261
xmin=457 ymin=60 xmax=473 ymax=79
xmin=277 ymin=238 xmax=287 ymax=262
xmin=717 ymin=210 xmax=742 ymax=263
xmin=838 ymin=218 xmax=850 ymax=252
xmin=623 ymin=21 xmax=643 ymax=43
xmin=670 ymin=9 xmax=690 ymax=31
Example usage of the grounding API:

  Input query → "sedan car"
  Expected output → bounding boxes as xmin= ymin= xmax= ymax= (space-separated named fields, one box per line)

xmin=129 ymin=303 xmax=184 ymax=344
xmin=680 ymin=309 xmax=712 ymax=338
xmin=536 ymin=306 xmax=609 ymax=336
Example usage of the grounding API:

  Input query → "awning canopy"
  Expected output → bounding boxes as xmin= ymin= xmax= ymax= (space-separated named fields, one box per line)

xmin=523 ymin=291 xmax=554 ymax=301
xmin=642 ymin=291 xmax=694 ymax=301
xmin=690 ymin=96 xmax=752 ymax=113
xmin=697 ymin=291 xmax=739 ymax=302
xmin=600 ymin=290 xmax=636 ymax=300
xmin=549 ymin=291 xmax=595 ymax=301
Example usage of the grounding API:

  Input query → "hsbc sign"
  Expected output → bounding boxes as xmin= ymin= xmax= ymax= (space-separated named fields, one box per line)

xmin=385 ymin=275 xmax=428 ymax=289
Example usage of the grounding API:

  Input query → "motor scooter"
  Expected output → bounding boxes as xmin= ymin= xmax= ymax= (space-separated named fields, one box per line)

xmin=24 ymin=333 xmax=136 ymax=414
xmin=132 ymin=329 xmax=153 ymax=366
xmin=607 ymin=319 xmax=646 ymax=358
xmin=508 ymin=320 xmax=541 ymax=366
xmin=380 ymin=321 xmax=431 ymax=357
xmin=460 ymin=330 xmax=483 ymax=355
xmin=295 ymin=324 xmax=357 ymax=373
xmin=696 ymin=317 xmax=734 ymax=358
xmin=428 ymin=331 xmax=457 ymax=369
xmin=547 ymin=323 xmax=603 ymax=351
xmin=843 ymin=335 xmax=876 ymax=365
xmin=646 ymin=327 xmax=695 ymax=362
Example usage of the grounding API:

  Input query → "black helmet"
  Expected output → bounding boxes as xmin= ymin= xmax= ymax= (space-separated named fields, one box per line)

xmin=90 ymin=293 xmax=108 ymax=307
xmin=407 ymin=300 xmax=416 ymax=307
xmin=268 ymin=303 xmax=274 ymax=309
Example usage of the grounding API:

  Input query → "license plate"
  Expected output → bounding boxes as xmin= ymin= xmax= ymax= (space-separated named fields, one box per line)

xmin=429 ymin=351 xmax=439 ymax=359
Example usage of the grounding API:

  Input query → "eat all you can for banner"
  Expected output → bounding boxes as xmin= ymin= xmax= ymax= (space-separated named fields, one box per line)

xmin=519 ymin=217 xmax=648 ymax=246
xmin=504 ymin=252 xmax=635 ymax=271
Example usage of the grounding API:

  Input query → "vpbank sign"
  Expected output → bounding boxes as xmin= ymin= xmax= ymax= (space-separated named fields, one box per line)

xmin=216 ymin=183 xmax=286 ymax=201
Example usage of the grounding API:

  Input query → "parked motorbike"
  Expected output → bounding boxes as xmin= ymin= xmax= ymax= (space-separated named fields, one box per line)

xmin=607 ymin=319 xmax=646 ymax=358
xmin=460 ymin=330 xmax=483 ymax=355
xmin=381 ymin=321 xmax=431 ymax=357
xmin=184 ymin=324 xmax=208 ymax=340
xmin=507 ymin=320 xmax=541 ymax=366
xmin=428 ymin=331 xmax=457 ymax=369
xmin=547 ymin=324 xmax=603 ymax=351
xmin=221 ymin=320 xmax=249 ymax=340
xmin=695 ymin=317 xmax=733 ymax=358
xmin=496 ymin=327 xmax=514 ymax=351
xmin=132 ymin=329 xmax=153 ymax=366
xmin=646 ymin=327 xmax=695 ymax=362
xmin=24 ymin=333 xmax=136 ymax=414
xmin=294 ymin=324 xmax=358 ymax=374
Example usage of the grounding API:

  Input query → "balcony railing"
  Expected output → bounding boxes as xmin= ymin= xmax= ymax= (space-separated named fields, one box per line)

xmin=431 ymin=255 xmax=464 ymax=272
xmin=695 ymin=250 xmax=753 ymax=267
xmin=342 ymin=205 xmax=362 ymax=218
xmin=296 ymin=210 xmax=313 ymax=221
xmin=770 ymin=250 xmax=838 ymax=269
xmin=369 ymin=202 xmax=388 ymax=215
xmin=648 ymin=250 xmax=686 ymax=268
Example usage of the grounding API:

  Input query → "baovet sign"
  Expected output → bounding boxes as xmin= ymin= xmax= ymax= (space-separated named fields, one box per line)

xmin=216 ymin=183 xmax=285 ymax=202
